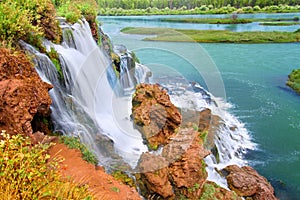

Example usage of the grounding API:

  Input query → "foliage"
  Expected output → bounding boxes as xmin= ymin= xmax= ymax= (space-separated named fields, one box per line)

xmin=0 ymin=130 xmax=94 ymax=199
xmin=259 ymin=22 xmax=300 ymax=26
xmin=161 ymin=17 xmax=252 ymax=24
xmin=59 ymin=136 xmax=98 ymax=165
xmin=57 ymin=0 xmax=98 ymax=23
xmin=287 ymin=68 xmax=300 ymax=94
xmin=188 ymin=183 xmax=200 ymax=192
xmin=0 ymin=1 xmax=42 ymax=46
xmin=112 ymin=170 xmax=135 ymax=187
xmin=122 ymin=27 xmax=300 ymax=43
xmin=200 ymin=183 xmax=218 ymax=200
xmin=147 ymin=142 xmax=159 ymax=150
xmin=97 ymin=0 xmax=300 ymax=10
xmin=46 ymin=47 xmax=64 ymax=80
xmin=199 ymin=131 xmax=209 ymax=144
xmin=98 ymin=2 xmax=300 ymax=16
xmin=0 ymin=0 xmax=61 ymax=48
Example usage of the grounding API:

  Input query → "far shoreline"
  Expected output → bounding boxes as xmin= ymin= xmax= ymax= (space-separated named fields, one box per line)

xmin=121 ymin=27 xmax=300 ymax=44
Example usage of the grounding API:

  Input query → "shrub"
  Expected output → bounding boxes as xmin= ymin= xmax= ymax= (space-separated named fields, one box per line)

xmin=287 ymin=69 xmax=300 ymax=93
xmin=0 ymin=0 xmax=61 ymax=47
xmin=253 ymin=5 xmax=261 ymax=11
xmin=57 ymin=0 xmax=98 ymax=23
xmin=0 ymin=1 xmax=42 ymax=45
xmin=21 ymin=0 xmax=62 ymax=43
xmin=0 ymin=130 xmax=94 ymax=199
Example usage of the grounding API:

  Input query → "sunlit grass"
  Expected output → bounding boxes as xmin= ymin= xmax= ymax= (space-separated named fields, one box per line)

xmin=121 ymin=27 xmax=300 ymax=43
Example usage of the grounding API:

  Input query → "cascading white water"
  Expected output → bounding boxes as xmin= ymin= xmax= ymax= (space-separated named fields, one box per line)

xmin=48 ymin=19 xmax=148 ymax=167
xmin=119 ymin=55 xmax=135 ymax=91
xmin=135 ymin=63 xmax=151 ymax=84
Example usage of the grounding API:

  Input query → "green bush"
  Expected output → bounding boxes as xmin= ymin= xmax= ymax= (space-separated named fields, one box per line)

xmin=57 ymin=0 xmax=98 ymax=23
xmin=287 ymin=69 xmax=300 ymax=94
xmin=0 ymin=130 xmax=94 ymax=199
xmin=0 ymin=0 xmax=61 ymax=47
xmin=0 ymin=1 xmax=42 ymax=45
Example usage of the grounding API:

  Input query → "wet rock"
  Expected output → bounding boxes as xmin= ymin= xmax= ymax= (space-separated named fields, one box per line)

xmin=132 ymin=83 xmax=181 ymax=150
xmin=0 ymin=48 xmax=52 ymax=137
xmin=98 ymin=26 xmax=113 ymax=55
xmin=223 ymin=165 xmax=278 ymax=200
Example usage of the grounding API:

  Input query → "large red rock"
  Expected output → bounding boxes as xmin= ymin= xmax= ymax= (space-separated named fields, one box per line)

xmin=224 ymin=165 xmax=278 ymax=200
xmin=132 ymin=83 xmax=181 ymax=150
xmin=0 ymin=48 xmax=52 ymax=137
xmin=136 ymin=128 xmax=210 ymax=199
xmin=136 ymin=153 xmax=174 ymax=199
xmin=165 ymin=128 xmax=210 ymax=198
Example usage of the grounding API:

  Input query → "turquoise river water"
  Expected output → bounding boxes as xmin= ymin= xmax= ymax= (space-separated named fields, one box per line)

xmin=99 ymin=13 xmax=300 ymax=199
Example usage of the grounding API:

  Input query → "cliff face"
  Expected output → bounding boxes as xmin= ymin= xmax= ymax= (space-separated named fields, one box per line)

xmin=0 ymin=48 xmax=52 ymax=137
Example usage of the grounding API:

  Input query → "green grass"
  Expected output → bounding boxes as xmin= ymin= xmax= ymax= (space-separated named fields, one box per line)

xmin=161 ymin=18 xmax=252 ymax=24
xmin=287 ymin=69 xmax=300 ymax=94
xmin=259 ymin=22 xmax=300 ymax=26
xmin=121 ymin=27 xmax=300 ymax=43
xmin=161 ymin=17 xmax=300 ymax=24
xmin=200 ymin=183 xmax=217 ymax=200
xmin=59 ymin=136 xmax=98 ymax=165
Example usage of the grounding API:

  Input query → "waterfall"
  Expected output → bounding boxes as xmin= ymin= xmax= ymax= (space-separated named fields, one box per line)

xmin=22 ymin=19 xmax=150 ymax=168
xmin=21 ymin=17 xmax=255 ymax=191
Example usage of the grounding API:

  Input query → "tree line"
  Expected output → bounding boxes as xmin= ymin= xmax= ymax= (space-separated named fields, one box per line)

xmin=97 ymin=0 xmax=300 ymax=9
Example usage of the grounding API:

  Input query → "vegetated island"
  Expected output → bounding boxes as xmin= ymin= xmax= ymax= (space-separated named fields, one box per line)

xmin=287 ymin=68 xmax=300 ymax=93
xmin=121 ymin=27 xmax=300 ymax=43
xmin=160 ymin=16 xmax=300 ymax=25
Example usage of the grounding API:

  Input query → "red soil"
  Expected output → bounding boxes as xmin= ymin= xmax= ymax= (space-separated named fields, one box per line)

xmin=49 ymin=142 xmax=142 ymax=200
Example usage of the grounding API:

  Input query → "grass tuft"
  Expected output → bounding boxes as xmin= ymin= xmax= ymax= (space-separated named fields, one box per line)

xmin=59 ymin=136 xmax=98 ymax=165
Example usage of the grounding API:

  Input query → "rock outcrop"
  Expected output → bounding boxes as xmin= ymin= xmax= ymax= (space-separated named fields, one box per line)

xmin=223 ymin=165 xmax=278 ymax=200
xmin=132 ymin=83 xmax=239 ymax=199
xmin=135 ymin=128 xmax=210 ymax=199
xmin=0 ymin=48 xmax=52 ymax=137
xmin=132 ymin=83 xmax=277 ymax=200
xmin=132 ymin=83 xmax=182 ymax=150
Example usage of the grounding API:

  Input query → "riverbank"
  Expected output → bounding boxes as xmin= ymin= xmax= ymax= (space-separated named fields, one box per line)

xmin=121 ymin=27 xmax=300 ymax=43
xmin=160 ymin=16 xmax=300 ymax=24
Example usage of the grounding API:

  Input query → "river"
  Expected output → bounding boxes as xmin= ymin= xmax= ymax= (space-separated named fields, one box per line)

xmin=99 ymin=13 xmax=300 ymax=199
